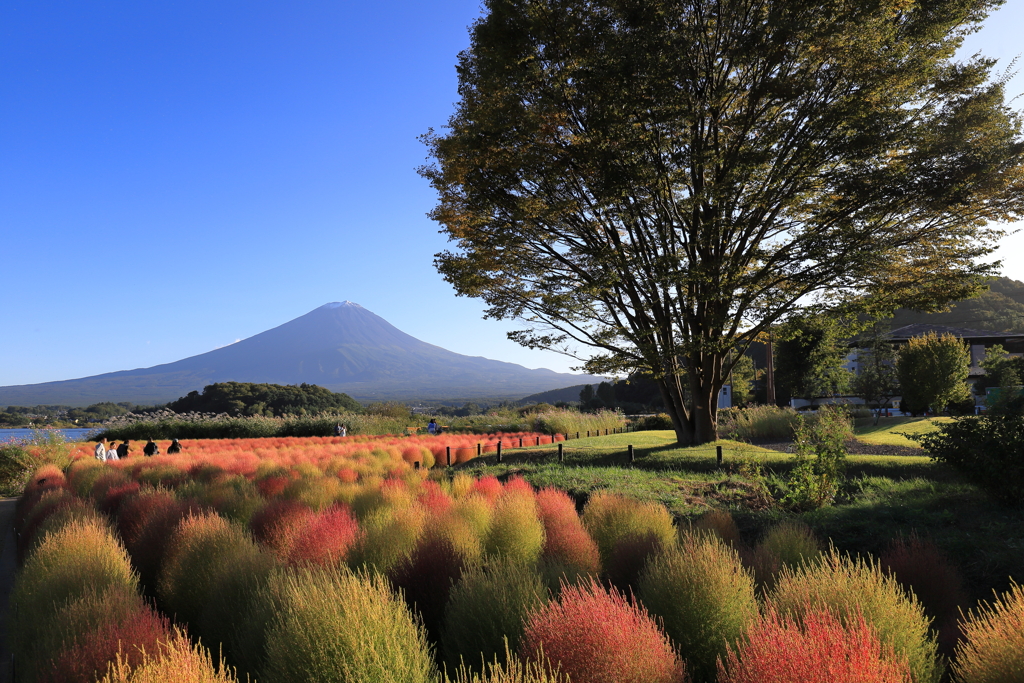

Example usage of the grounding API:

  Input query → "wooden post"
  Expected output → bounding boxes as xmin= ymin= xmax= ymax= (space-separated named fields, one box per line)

xmin=716 ymin=445 xmax=723 ymax=466
xmin=536 ymin=436 xmax=540 ymax=446
xmin=497 ymin=442 xmax=502 ymax=463
xmin=576 ymin=432 xmax=579 ymax=440
xmin=766 ymin=329 xmax=776 ymax=405
xmin=519 ymin=437 xmax=523 ymax=448
xmin=558 ymin=442 xmax=564 ymax=463
xmin=628 ymin=444 xmax=635 ymax=463
xmin=446 ymin=446 xmax=451 ymax=467
xmin=477 ymin=443 xmax=481 ymax=457
xmin=414 ymin=461 xmax=420 ymax=470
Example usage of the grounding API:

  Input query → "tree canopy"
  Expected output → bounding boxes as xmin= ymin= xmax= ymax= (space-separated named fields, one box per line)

xmin=422 ymin=0 xmax=1024 ymax=444
xmin=167 ymin=382 xmax=362 ymax=417
xmin=897 ymin=332 xmax=972 ymax=414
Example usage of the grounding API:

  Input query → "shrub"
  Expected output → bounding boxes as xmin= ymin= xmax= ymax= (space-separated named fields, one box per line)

xmin=449 ymin=649 xmax=569 ymax=683
xmin=248 ymin=497 xmax=314 ymax=556
xmin=125 ymin=497 xmax=205 ymax=589
xmin=443 ymin=558 xmax=549 ymax=673
xmin=520 ymin=578 xmax=685 ymax=683
xmin=97 ymin=627 xmax=239 ymax=683
xmin=115 ymin=488 xmax=176 ymax=550
xmin=917 ymin=410 xmax=1024 ymax=504
xmin=630 ymin=414 xmax=674 ymax=431
xmin=692 ymin=509 xmax=742 ymax=548
xmin=40 ymin=602 xmax=173 ymax=683
xmin=350 ymin=505 xmax=425 ymax=573
xmin=780 ymin=407 xmax=850 ymax=510
xmin=157 ymin=512 xmax=263 ymax=626
xmin=535 ymin=488 xmax=600 ymax=585
xmin=285 ymin=504 xmax=362 ymax=567
xmin=717 ymin=607 xmax=912 ymax=683
xmin=637 ymin=533 xmax=758 ymax=683
xmin=388 ymin=530 xmax=472 ymax=643
xmin=12 ymin=518 xmax=138 ymax=674
xmin=749 ymin=520 xmax=821 ymax=593
xmin=67 ymin=458 xmax=107 ymax=498
xmin=606 ymin=530 xmax=666 ymax=591
xmin=582 ymin=491 xmax=676 ymax=569
xmin=880 ymin=535 xmax=968 ymax=657
xmin=485 ymin=490 xmax=546 ymax=564
xmin=952 ymin=581 xmax=1024 ymax=683
xmin=260 ymin=567 xmax=437 ymax=683
xmin=768 ymin=548 xmax=941 ymax=683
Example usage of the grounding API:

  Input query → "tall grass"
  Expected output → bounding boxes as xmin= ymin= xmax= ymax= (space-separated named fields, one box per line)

xmin=520 ymin=578 xmax=685 ymax=683
xmin=533 ymin=410 xmax=626 ymax=437
xmin=768 ymin=547 xmax=941 ymax=683
xmin=718 ymin=405 xmax=802 ymax=441
xmin=952 ymin=581 xmax=1024 ymax=683
xmin=637 ymin=533 xmax=758 ymax=683
xmin=448 ymin=650 xmax=569 ymax=683
xmin=717 ymin=607 xmax=912 ymax=683
xmin=0 ymin=430 xmax=73 ymax=496
xmin=99 ymin=411 xmax=421 ymax=441
xmin=259 ymin=567 xmax=437 ymax=683
xmin=442 ymin=559 xmax=550 ymax=673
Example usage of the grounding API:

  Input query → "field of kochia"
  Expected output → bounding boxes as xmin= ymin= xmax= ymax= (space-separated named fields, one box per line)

xmin=12 ymin=433 xmax=1024 ymax=683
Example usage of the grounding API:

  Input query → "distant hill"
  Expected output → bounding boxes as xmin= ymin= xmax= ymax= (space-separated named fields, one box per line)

xmin=0 ymin=302 xmax=604 ymax=406
xmin=889 ymin=276 xmax=1024 ymax=333
xmin=519 ymin=384 xmax=594 ymax=405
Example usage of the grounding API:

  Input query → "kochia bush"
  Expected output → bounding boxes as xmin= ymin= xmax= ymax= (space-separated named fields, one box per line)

xmin=717 ymin=607 xmax=912 ymax=683
xmin=637 ymin=533 xmax=758 ymax=683
xmin=520 ymin=578 xmax=686 ymax=683
xmin=582 ymin=491 xmax=676 ymax=569
xmin=953 ymin=581 xmax=1024 ymax=683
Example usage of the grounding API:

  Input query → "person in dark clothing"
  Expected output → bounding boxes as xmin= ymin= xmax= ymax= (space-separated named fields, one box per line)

xmin=143 ymin=439 xmax=159 ymax=457
xmin=167 ymin=438 xmax=182 ymax=454
xmin=117 ymin=441 xmax=130 ymax=458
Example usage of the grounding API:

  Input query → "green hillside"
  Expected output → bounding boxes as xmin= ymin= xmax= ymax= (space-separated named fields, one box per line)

xmin=889 ymin=276 xmax=1024 ymax=333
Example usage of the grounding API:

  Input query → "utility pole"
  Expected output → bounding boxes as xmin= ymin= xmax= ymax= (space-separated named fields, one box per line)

xmin=766 ymin=330 xmax=776 ymax=405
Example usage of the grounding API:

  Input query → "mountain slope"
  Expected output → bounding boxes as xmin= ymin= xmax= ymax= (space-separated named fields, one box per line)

xmin=0 ymin=302 xmax=603 ymax=406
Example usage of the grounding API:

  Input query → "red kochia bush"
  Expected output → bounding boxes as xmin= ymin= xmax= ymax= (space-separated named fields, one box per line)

xmin=40 ymin=604 xmax=174 ymax=683
xmin=717 ymin=607 xmax=911 ymax=683
xmin=98 ymin=481 xmax=141 ymax=517
xmin=536 ymin=488 xmax=600 ymax=577
xmin=880 ymin=535 xmax=968 ymax=656
xmin=285 ymin=504 xmax=362 ymax=567
xmin=115 ymin=489 xmax=177 ymax=551
xmin=248 ymin=498 xmax=314 ymax=558
xmin=520 ymin=578 xmax=686 ymax=683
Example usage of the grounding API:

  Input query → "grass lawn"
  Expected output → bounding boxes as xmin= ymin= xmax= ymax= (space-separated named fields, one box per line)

xmin=449 ymin=429 xmax=1024 ymax=602
xmin=853 ymin=415 xmax=951 ymax=447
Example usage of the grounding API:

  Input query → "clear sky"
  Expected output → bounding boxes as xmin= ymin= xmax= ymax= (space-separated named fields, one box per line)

xmin=2 ymin=0 xmax=1023 ymax=389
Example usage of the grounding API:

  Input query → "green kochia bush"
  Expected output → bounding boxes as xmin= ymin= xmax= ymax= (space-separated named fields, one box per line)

xmin=768 ymin=548 xmax=941 ymax=683
xmin=582 ymin=491 xmax=676 ymax=570
xmin=637 ymin=533 xmax=758 ymax=683
xmin=953 ymin=580 xmax=1024 ymax=683
xmin=443 ymin=559 xmax=550 ymax=673
xmin=259 ymin=567 xmax=437 ymax=683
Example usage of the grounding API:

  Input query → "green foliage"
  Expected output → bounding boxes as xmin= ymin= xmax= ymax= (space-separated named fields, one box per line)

xmin=630 ymin=414 xmax=674 ymax=431
xmin=897 ymin=332 xmax=972 ymax=414
xmin=581 ymin=491 xmax=676 ymax=569
xmin=637 ymin=534 xmax=758 ymax=683
xmin=781 ymin=407 xmax=851 ymax=511
xmin=917 ymin=402 xmax=1024 ymax=504
xmin=260 ymin=567 xmax=437 ymax=683
xmin=168 ymin=381 xmax=362 ymax=417
xmin=0 ymin=429 xmax=73 ymax=496
xmin=728 ymin=353 xmax=757 ymax=406
xmin=854 ymin=322 xmax=902 ymax=423
xmin=768 ymin=548 xmax=941 ymax=683
xmin=484 ymin=491 xmax=546 ymax=564
xmin=422 ymin=0 xmax=1024 ymax=446
xmin=98 ymin=410 xmax=419 ymax=440
xmin=442 ymin=559 xmax=550 ymax=673
xmin=888 ymin=276 xmax=1024 ymax=335
xmin=365 ymin=401 xmax=412 ymax=419
xmin=749 ymin=521 xmax=822 ymax=594
xmin=976 ymin=343 xmax=1024 ymax=396
xmin=775 ymin=315 xmax=856 ymax=402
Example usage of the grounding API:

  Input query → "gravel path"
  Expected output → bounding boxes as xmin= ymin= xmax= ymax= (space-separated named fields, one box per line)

xmin=0 ymin=499 xmax=17 ymax=683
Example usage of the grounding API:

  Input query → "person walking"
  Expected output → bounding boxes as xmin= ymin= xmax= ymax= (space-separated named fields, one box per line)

xmin=117 ymin=441 xmax=130 ymax=458
xmin=143 ymin=439 xmax=159 ymax=457
xmin=94 ymin=439 xmax=107 ymax=462
xmin=167 ymin=438 xmax=182 ymax=454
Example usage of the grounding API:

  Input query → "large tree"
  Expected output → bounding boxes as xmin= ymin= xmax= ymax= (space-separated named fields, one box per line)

xmin=421 ymin=0 xmax=1024 ymax=445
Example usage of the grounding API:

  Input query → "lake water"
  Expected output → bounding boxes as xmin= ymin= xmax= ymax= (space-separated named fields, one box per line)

xmin=0 ymin=428 xmax=99 ymax=444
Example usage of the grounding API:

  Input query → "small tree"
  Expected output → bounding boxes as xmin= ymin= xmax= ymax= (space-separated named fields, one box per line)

xmin=897 ymin=332 xmax=972 ymax=414
xmin=775 ymin=316 xmax=854 ymax=405
xmin=977 ymin=344 xmax=1024 ymax=397
xmin=854 ymin=324 xmax=901 ymax=425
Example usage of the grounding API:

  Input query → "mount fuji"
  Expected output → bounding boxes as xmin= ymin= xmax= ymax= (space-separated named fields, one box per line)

xmin=0 ymin=302 xmax=603 ymax=406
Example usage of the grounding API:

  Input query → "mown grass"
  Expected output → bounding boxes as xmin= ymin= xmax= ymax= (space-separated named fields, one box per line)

xmin=853 ymin=416 xmax=950 ymax=447
xmin=450 ymin=430 xmax=1024 ymax=603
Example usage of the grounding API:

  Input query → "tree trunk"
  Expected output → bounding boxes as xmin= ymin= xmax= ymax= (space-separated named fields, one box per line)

xmin=655 ymin=367 xmax=721 ymax=446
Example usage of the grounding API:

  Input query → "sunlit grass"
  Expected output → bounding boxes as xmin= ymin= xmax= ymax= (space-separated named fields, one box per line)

xmin=854 ymin=417 xmax=950 ymax=447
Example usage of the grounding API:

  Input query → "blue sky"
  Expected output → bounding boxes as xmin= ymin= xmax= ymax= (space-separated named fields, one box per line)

xmin=2 ymin=0 xmax=1023 ymax=389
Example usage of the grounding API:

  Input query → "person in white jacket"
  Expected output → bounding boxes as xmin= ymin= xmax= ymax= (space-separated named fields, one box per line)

xmin=94 ymin=439 xmax=107 ymax=462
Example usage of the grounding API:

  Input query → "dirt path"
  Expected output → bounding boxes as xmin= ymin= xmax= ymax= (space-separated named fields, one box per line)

xmin=0 ymin=498 xmax=17 ymax=683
